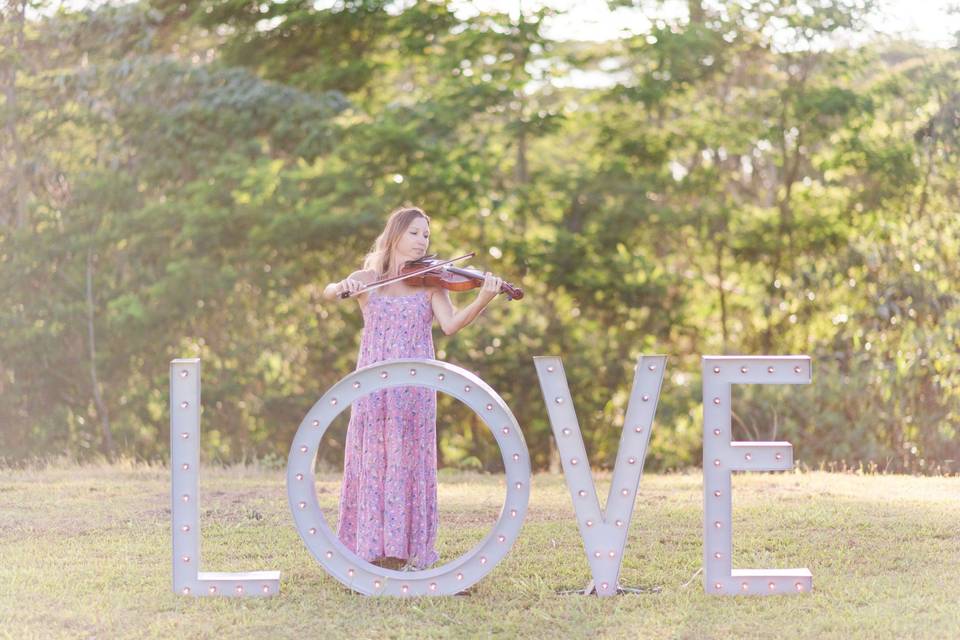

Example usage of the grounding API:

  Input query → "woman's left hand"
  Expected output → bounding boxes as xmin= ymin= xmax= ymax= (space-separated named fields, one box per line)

xmin=477 ymin=271 xmax=502 ymax=304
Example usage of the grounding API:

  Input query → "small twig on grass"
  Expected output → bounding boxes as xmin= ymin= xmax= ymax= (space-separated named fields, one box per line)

xmin=680 ymin=567 xmax=703 ymax=589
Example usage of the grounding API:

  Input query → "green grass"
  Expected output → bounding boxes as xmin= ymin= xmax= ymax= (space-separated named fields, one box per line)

xmin=1 ymin=461 xmax=958 ymax=639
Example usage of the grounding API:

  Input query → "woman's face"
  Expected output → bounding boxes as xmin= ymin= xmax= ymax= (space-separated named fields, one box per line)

xmin=394 ymin=216 xmax=430 ymax=264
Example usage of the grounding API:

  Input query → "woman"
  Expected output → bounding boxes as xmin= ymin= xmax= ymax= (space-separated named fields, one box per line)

xmin=322 ymin=206 xmax=503 ymax=570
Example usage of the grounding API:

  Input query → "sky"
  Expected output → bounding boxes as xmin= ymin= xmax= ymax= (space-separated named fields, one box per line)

xmin=52 ymin=0 xmax=960 ymax=48
xmin=444 ymin=0 xmax=960 ymax=88
xmin=451 ymin=0 xmax=960 ymax=48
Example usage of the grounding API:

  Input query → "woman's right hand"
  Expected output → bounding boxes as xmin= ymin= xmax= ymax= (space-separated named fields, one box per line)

xmin=337 ymin=277 xmax=366 ymax=297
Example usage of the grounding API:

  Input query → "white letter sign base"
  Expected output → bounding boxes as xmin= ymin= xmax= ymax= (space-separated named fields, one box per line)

xmin=287 ymin=358 xmax=532 ymax=596
xmin=534 ymin=354 xmax=667 ymax=597
xmin=702 ymin=355 xmax=813 ymax=596
xmin=171 ymin=358 xmax=281 ymax=597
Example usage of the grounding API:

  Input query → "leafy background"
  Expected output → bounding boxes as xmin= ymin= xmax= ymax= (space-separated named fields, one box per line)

xmin=1 ymin=0 xmax=957 ymax=474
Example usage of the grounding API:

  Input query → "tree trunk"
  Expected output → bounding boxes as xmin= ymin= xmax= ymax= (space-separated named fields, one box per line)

xmin=715 ymin=240 xmax=729 ymax=352
xmin=86 ymin=248 xmax=114 ymax=457
xmin=1 ymin=0 xmax=29 ymax=229
xmin=688 ymin=0 xmax=705 ymax=25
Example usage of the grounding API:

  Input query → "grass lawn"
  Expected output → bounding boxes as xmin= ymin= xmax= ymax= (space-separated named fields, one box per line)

xmin=1 ymin=461 xmax=958 ymax=639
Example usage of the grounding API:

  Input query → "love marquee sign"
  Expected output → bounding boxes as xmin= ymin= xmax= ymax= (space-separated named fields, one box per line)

xmin=170 ymin=354 xmax=812 ymax=598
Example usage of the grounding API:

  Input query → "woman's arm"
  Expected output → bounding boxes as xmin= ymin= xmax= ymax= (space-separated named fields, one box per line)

xmin=431 ymin=272 xmax=502 ymax=336
xmin=322 ymin=269 xmax=372 ymax=301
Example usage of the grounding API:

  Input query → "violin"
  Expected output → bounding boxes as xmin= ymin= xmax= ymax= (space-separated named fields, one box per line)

xmin=339 ymin=252 xmax=524 ymax=301
xmin=403 ymin=253 xmax=524 ymax=300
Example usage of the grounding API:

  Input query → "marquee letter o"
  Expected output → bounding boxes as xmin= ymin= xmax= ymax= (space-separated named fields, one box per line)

xmin=286 ymin=358 xmax=531 ymax=596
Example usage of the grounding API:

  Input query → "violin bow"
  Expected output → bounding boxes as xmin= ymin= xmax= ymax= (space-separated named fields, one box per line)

xmin=339 ymin=251 xmax=476 ymax=299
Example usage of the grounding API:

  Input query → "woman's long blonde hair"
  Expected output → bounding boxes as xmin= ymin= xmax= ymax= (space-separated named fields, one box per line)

xmin=361 ymin=206 xmax=431 ymax=278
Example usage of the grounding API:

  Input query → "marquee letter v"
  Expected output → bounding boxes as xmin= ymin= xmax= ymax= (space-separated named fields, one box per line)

xmin=534 ymin=355 xmax=667 ymax=597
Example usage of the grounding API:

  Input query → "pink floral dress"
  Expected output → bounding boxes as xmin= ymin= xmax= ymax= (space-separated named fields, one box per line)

xmin=336 ymin=288 xmax=440 ymax=568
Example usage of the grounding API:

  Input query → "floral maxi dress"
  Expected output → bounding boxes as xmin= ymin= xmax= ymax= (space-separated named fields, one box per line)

xmin=336 ymin=289 xmax=440 ymax=568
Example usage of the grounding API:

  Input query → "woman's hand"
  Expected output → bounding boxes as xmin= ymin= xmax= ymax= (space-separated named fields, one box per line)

xmin=336 ymin=277 xmax=366 ymax=297
xmin=477 ymin=271 xmax=502 ymax=305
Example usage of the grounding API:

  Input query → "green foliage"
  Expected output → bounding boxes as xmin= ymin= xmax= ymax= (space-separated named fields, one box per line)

xmin=1 ymin=0 xmax=958 ymax=474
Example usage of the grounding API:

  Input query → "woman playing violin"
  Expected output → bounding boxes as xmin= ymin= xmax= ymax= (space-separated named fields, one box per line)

xmin=320 ymin=206 xmax=504 ymax=572
xmin=324 ymin=208 xmax=504 ymax=331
